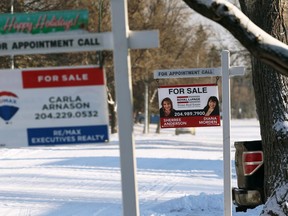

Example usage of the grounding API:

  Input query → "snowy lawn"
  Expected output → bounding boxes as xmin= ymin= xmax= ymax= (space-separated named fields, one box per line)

xmin=0 ymin=119 xmax=263 ymax=216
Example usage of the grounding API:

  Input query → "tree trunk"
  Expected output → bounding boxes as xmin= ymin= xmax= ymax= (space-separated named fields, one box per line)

xmin=240 ymin=0 xmax=288 ymax=215
xmin=109 ymin=103 xmax=118 ymax=134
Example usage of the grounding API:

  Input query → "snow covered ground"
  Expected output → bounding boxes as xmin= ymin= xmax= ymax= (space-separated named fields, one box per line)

xmin=0 ymin=119 xmax=263 ymax=216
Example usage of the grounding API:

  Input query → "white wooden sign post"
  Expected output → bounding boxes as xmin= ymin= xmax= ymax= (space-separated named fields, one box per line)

xmin=110 ymin=1 xmax=159 ymax=216
xmin=221 ymin=50 xmax=245 ymax=216
xmin=154 ymin=50 xmax=244 ymax=216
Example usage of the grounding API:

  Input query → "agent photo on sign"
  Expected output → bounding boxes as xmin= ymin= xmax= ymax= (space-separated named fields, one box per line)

xmin=203 ymin=96 xmax=220 ymax=116
xmin=159 ymin=97 xmax=176 ymax=117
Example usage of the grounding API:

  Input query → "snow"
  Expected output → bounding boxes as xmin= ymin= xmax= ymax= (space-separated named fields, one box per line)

xmin=273 ymin=119 xmax=288 ymax=135
xmin=0 ymin=119 xmax=264 ymax=216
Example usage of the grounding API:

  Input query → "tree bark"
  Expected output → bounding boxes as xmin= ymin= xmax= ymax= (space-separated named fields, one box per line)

xmin=236 ymin=0 xmax=288 ymax=216
xmin=239 ymin=0 xmax=288 ymax=215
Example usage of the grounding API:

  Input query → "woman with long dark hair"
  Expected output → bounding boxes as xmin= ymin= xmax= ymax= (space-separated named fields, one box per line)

xmin=203 ymin=96 xmax=220 ymax=116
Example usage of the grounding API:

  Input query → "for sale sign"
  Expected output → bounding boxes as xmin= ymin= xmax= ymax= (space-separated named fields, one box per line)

xmin=158 ymin=84 xmax=221 ymax=128
xmin=0 ymin=66 xmax=109 ymax=147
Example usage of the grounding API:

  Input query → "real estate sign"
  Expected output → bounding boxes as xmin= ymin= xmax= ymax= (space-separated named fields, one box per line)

xmin=0 ymin=66 xmax=109 ymax=147
xmin=158 ymin=84 xmax=221 ymax=128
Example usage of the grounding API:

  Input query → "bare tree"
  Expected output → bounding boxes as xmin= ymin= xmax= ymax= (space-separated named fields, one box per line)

xmin=128 ymin=0 xmax=219 ymax=116
xmin=182 ymin=0 xmax=288 ymax=215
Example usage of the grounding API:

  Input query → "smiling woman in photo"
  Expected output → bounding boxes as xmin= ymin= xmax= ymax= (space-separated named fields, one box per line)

xmin=203 ymin=96 xmax=220 ymax=116
xmin=159 ymin=97 xmax=176 ymax=117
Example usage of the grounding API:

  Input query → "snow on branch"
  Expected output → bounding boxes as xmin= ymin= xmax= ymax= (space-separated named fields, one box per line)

xmin=183 ymin=0 xmax=288 ymax=77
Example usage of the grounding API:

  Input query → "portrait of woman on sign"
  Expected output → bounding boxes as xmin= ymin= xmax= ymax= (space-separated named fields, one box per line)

xmin=203 ymin=96 xmax=220 ymax=116
xmin=159 ymin=97 xmax=176 ymax=117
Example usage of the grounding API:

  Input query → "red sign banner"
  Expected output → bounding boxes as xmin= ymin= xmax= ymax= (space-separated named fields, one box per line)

xmin=22 ymin=67 xmax=104 ymax=88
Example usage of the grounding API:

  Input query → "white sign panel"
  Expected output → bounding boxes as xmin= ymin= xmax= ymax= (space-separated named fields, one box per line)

xmin=0 ymin=30 xmax=159 ymax=56
xmin=158 ymin=84 xmax=221 ymax=128
xmin=0 ymin=66 xmax=109 ymax=147
xmin=0 ymin=32 xmax=113 ymax=56
xmin=154 ymin=67 xmax=222 ymax=79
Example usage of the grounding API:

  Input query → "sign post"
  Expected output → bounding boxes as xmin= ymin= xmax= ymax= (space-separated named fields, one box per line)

xmin=154 ymin=50 xmax=244 ymax=216
xmin=221 ymin=50 xmax=232 ymax=216
xmin=110 ymin=1 xmax=139 ymax=215
xmin=110 ymin=1 xmax=159 ymax=216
